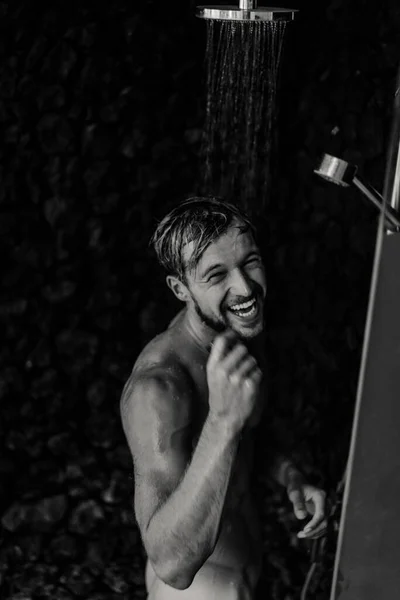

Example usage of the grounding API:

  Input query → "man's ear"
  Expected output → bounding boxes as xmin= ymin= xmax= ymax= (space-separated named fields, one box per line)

xmin=166 ymin=275 xmax=190 ymax=302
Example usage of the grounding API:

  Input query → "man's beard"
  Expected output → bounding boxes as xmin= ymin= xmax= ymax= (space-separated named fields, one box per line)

xmin=193 ymin=296 xmax=227 ymax=334
xmin=191 ymin=293 xmax=264 ymax=341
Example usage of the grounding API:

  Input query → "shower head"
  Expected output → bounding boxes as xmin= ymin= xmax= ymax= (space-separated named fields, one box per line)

xmin=195 ymin=1 xmax=297 ymax=22
xmin=314 ymin=154 xmax=357 ymax=187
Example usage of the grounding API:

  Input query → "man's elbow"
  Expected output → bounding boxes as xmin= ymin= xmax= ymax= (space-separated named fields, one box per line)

xmin=148 ymin=543 xmax=214 ymax=590
xmin=144 ymin=529 xmax=213 ymax=590
xmin=160 ymin=569 xmax=195 ymax=590
xmin=151 ymin=558 xmax=197 ymax=590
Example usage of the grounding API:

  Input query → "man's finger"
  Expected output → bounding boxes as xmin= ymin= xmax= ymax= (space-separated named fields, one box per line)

xmin=223 ymin=343 xmax=249 ymax=373
xmin=301 ymin=492 xmax=326 ymax=533
xmin=288 ymin=489 xmax=307 ymax=520
xmin=298 ymin=519 xmax=327 ymax=539
xmin=306 ymin=490 xmax=326 ymax=529
xmin=209 ymin=330 xmax=237 ymax=362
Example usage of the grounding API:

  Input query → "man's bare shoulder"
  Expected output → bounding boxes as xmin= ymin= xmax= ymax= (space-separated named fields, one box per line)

xmin=131 ymin=316 xmax=187 ymax=374
xmin=121 ymin=359 xmax=192 ymax=416
xmin=120 ymin=329 xmax=194 ymax=429
xmin=120 ymin=361 xmax=194 ymax=482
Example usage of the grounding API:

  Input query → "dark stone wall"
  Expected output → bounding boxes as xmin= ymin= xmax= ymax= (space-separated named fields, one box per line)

xmin=1 ymin=0 xmax=399 ymax=598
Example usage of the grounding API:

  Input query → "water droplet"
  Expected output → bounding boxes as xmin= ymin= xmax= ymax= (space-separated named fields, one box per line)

xmin=199 ymin=20 xmax=288 ymax=217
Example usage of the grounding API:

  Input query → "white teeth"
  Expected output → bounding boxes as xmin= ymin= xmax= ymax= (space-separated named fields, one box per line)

xmin=235 ymin=304 xmax=257 ymax=318
xmin=230 ymin=298 xmax=255 ymax=311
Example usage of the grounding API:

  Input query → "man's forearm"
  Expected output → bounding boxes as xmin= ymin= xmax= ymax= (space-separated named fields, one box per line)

xmin=145 ymin=415 xmax=241 ymax=588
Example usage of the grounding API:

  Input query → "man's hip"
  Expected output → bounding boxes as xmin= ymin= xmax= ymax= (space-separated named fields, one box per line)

xmin=145 ymin=558 xmax=260 ymax=600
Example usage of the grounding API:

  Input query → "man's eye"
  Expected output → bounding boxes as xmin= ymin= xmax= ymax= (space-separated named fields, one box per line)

xmin=246 ymin=257 xmax=261 ymax=266
xmin=208 ymin=272 xmax=224 ymax=282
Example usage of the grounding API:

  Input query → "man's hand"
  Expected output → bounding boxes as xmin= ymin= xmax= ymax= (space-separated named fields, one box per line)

xmin=207 ymin=330 xmax=262 ymax=435
xmin=287 ymin=476 xmax=327 ymax=540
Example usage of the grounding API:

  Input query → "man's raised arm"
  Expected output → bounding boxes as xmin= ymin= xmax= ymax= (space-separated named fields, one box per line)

xmin=120 ymin=331 xmax=262 ymax=590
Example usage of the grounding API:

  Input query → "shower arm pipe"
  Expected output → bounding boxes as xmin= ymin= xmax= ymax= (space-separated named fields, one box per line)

xmin=239 ymin=0 xmax=257 ymax=8
xmin=314 ymin=153 xmax=400 ymax=230
xmin=353 ymin=176 xmax=400 ymax=229
xmin=353 ymin=177 xmax=386 ymax=213
xmin=383 ymin=64 xmax=400 ymax=217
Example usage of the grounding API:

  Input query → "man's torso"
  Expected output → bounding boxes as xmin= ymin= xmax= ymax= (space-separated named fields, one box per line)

xmin=131 ymin=308 xmax=265 ymax=592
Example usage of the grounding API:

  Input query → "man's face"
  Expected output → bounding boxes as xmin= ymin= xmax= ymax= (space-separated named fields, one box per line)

xmin=183 ymin=222 xmax=267 ymax=340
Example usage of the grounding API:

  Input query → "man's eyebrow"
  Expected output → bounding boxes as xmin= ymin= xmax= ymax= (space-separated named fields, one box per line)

xmin=243 ymin=250 xmax=260 ymax=259
xmin=201 ymin=263 xmax=224 ymax=279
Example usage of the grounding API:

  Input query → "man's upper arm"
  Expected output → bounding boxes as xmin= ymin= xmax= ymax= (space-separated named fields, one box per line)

xmin=120 ymin=366 xmax=193 ymax=536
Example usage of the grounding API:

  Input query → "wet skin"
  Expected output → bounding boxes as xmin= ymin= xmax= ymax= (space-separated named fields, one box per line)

xmin=123 ymin=225 xmax=268 ymax=592
xmin=132 ymin=307 xmax=266 ymax=588
xmin=171 ymin=221 xmax=267 ymax=344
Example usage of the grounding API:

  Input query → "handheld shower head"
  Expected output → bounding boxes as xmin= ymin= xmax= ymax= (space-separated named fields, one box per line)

xmin=314 ymin=153 xmax=400 ymax=230
xmin=195 ymin=1 xmax=297 ymax=22
xmin=314 ymin=154 xmax=357 ymax=188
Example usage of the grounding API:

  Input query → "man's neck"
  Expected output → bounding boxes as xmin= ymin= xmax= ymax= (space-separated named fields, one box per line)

xmin=183 ymin=308 xmax=218 ymax=356
xmin=182 ymin=306 xmax=265 ymax=359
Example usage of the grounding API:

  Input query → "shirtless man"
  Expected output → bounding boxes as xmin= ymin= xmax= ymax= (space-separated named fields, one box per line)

xmin=120 ymin=197 xmax=326 ymax=599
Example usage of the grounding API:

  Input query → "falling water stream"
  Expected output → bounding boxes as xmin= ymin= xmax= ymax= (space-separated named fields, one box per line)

xmin=199 ymin=20 xmax=288 ymax=215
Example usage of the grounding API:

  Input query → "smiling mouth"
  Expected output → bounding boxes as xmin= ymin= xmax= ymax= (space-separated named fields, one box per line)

xmin=227 ymin=296 xmax=258 ymax=319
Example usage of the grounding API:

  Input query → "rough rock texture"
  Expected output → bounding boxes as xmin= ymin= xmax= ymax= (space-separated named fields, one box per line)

xmin=1 ymin=0 xmax=400 ymax=598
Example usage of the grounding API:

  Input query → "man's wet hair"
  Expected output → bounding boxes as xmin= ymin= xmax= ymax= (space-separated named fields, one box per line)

xmin=150 ymin=196 xmax=257 ymax=282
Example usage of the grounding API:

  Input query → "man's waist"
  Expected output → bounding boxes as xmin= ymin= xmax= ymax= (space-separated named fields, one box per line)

xmin=209 ymin=513 xmax=262 ymax=574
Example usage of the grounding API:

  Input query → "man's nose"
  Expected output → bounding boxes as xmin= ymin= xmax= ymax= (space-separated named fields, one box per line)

xmin=229 ymin=268 xmax=252 ymax=297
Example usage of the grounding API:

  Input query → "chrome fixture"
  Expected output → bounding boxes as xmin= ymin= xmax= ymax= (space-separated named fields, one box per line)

xmin=195 ymin=1 xmax=297 ymax=22
xmin=314 ymin=153 xmax=400 ymax=231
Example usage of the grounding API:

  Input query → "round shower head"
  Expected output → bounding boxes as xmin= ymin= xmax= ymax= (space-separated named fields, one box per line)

xmin=195 ymin=5 xmax=297 ymax=22
xmin=314 ymin=154 xmax=357 ymax=187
